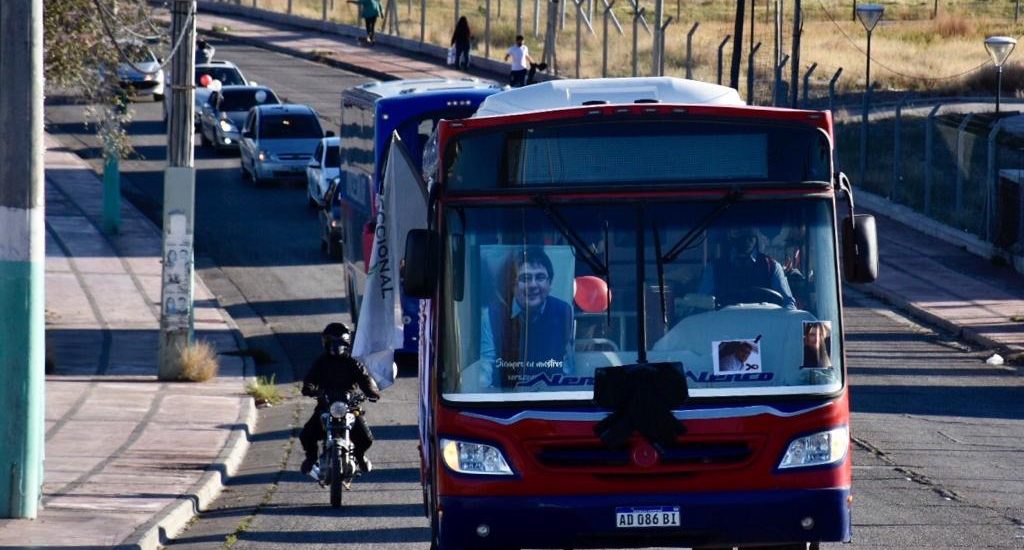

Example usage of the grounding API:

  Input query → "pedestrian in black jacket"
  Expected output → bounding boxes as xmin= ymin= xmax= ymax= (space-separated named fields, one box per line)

xmin=450 ymin=16 xmax=473 ymax=70
xmin=299 ymin=322 xmax=381 ymax=476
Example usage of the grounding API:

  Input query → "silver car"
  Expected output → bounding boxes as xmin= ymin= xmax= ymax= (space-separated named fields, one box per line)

xmin=116 ymin=41 xmax=165 ymax=102
xmin=199 ymin=86 xmax=280 ymax=151
xmin=239 ymin=104 xmax=329 ymax=185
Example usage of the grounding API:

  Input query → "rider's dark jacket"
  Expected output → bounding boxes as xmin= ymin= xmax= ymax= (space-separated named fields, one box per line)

xmin=301 ymin=353 xmax=381 ymax=409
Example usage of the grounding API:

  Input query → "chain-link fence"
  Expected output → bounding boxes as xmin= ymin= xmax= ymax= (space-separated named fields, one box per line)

xmin=835 ymin=98 xmax=1024 ymax=253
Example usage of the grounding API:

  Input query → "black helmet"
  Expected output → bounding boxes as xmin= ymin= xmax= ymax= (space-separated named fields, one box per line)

xmin=322 ymin=322 xmax=352 ymax=355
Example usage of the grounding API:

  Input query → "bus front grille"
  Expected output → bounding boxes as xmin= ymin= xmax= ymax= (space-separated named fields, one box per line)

xmin=534 ymin=441 xmax=752 ymax=470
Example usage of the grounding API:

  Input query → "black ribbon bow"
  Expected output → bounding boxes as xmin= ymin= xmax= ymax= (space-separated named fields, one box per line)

xmin=592 ymin=362 xmax=689 ymax=449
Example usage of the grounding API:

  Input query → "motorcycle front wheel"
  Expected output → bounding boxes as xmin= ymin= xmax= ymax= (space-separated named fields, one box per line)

xmin=330 ymin=446 xmax=344 ymax=508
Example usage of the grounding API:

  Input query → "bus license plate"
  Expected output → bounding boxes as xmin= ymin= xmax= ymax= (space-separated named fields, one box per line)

xmin=615 ymin=506 xmax=680 ymax=528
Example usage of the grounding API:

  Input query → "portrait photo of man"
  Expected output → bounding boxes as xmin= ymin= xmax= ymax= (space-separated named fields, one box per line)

xmin=479 ymin=246 xmax=575 ymax=388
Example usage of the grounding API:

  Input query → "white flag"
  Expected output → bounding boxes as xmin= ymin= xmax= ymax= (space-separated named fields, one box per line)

xmin=352 ymin=132 xmax=428 ymax=390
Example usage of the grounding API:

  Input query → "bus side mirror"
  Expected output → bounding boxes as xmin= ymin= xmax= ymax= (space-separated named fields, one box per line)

xmin=842 ymin=214 xmax=878 ymax=283
xmin=403 ymin=229 xmax=439 ymax=298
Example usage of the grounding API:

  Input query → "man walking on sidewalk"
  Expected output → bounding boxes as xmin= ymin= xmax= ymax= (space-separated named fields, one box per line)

xmin=504 ymin=35 xmax=534 ymax=88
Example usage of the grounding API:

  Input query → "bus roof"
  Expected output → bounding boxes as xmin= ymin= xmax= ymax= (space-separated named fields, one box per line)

xmin=473 ymin=77 xmax=744 ymax=117
xmin=343 ymin=77 xmax=502 ymax=106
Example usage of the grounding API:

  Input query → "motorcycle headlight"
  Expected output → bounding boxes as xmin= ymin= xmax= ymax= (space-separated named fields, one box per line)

xmin=219 ymin=119 xmax=235 ymax=132
xmin=778 ymin=427 xmax=849 ymax=469
xmin=441 ymin=438 xmax=513 ymax=476
xmin=329 ymin=401 xmax=347 ymax=418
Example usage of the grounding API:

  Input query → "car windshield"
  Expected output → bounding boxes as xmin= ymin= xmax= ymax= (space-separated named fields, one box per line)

xmin=196 ymin=67 xmax=245 ymax=86
xmin=325 ymin=145 xmax=341 ymax=167
xmin=220 ymin=89 xmax=279 ymax=112
xmin=259 ymin=113 xmax=322 ymax=139
xmin=440 ymin=198 xmax=842 ymax=402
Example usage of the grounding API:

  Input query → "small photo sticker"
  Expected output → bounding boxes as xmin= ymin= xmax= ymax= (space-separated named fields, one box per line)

xmin=713 ymin=338 xmax=761 ymax=374
xmin=802 ymin=321 xmax=833 ymax=369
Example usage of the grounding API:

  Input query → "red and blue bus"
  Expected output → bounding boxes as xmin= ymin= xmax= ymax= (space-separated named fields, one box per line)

xmin=403 ymin=77 xmax=878 ymax=549
xmin=336 ymin=78 xmax=502 ymax=366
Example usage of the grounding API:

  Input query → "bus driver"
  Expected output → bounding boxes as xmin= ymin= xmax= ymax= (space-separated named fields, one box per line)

xmin=479 ymin=247 xmax=574 ymax=389
xmin=698 ymin=227 xmax=797 ymax=310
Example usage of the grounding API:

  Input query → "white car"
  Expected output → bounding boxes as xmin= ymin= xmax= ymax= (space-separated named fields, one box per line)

xmin=116 ymin=41 xmax=165 ymax=101
xmin=307 ymin=136 xmax=341 ymax=207
xmin=163 ymin=59 xmax=250 ymax=126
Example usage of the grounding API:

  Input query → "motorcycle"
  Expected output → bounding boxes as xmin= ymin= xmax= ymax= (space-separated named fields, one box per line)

xmin=310 ymin=391 xmax=370 ymax=507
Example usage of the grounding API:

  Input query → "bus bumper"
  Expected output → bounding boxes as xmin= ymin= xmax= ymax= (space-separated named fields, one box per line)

xmin=437 ymin=488 xmax=851 ymax=549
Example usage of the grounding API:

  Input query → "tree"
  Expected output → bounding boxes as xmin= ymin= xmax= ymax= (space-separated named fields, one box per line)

xmin=43 ymin=0 xmax=166 ymax=157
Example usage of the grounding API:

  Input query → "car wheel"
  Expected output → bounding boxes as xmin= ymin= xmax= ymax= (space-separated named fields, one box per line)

xmin=153 ymin=93 xmax=164 ymax=102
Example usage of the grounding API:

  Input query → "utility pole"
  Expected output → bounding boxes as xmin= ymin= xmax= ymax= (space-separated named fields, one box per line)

xmin=0 ymin=0 xmax=44 ymax=519
xmin=729 ymin=0 xmax=745 ymax=90
xmin=652 ymin=0 xmax=663 ymax=76
xmin=159 ymin=0 xmax=197 ymax=380
xmin=790 ymin=0 xmax=801 ymax=107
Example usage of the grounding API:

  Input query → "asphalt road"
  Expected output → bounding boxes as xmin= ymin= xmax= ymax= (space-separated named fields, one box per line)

xmin=44 ymin=38 xmax=1024 ymax=550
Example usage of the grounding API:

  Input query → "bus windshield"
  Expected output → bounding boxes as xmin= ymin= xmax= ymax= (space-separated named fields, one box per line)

xmin=441 ymin=198 xmax=842 ymax=402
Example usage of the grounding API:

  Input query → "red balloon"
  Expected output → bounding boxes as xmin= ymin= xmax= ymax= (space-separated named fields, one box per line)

xmin=574 ymin=276 xmax=610 ymax=313
xmin=199 ymin=74 xmax=212 ymax=87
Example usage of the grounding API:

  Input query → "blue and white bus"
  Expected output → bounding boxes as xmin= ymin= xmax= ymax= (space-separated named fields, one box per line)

xmin=337 ymin=78 xmax=502 ymax=367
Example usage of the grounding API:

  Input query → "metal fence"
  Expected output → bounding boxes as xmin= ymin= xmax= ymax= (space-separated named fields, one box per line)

xmin=834 ymin=97 xmax=1024 ymax=252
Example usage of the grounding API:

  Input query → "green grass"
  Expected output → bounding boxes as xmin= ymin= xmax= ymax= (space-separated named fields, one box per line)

xmin=246 ymin=374 xmax=283 ymax=405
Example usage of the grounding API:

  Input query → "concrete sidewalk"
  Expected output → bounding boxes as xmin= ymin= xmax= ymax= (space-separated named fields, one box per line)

xmin=0 ymin=135 xmax=255 ymax=548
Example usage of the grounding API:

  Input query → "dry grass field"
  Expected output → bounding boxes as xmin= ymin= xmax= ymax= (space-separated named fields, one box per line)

xmin=245 ymin=0 xmax=1024 ymax=98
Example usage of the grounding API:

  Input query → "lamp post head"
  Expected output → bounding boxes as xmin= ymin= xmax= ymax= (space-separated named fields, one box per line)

xmin=985 ymin=36 xmax=1017 ymax=68
xmin=856 ymin=4 xmax=884 ymax=33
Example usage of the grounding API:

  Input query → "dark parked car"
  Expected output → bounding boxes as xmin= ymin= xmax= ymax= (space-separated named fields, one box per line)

xmin=199 ymin=85 xmax=280 ymax=151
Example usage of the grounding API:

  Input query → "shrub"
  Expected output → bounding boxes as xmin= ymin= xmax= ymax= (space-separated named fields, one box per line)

xmin=246 ymin=374 xmax=283 ymax=406
xmin=933 ymin=13 xmax=974 ymax=39
xmin=178 ymin=340 xmax=220 ymax=382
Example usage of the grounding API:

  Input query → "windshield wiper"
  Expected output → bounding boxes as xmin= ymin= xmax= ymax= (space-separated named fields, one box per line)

xmin=653 ymin=191 xmax=743 ymax=328
xmin=660 ymin=190 xmax=743 ymax=264
xmin=532 ymin=195 xmax=608 ymax=277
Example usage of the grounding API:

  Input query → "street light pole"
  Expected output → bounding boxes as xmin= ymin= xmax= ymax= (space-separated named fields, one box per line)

xmin=855 ymin=4 xmax=883 ymax=184
xmin=855 ymin=4 xmax=883 ymax=90
xmin=985 ymin=36 xmax=1017 ymax=114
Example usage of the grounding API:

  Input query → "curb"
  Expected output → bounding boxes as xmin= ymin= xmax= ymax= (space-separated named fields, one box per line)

xmin=194 ymin=2 xmax=527 ymax=86
xmin=125 ymin=397 xmax=257 ymax=550
xmin=43 ymin=131 xmax=261 ymax=550
xmin=854 ymin=281 xmax=1024 ymax=359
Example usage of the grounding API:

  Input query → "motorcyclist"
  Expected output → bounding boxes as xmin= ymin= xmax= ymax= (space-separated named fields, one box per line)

xmin=299 ymin=322 xmax=381 ymax=477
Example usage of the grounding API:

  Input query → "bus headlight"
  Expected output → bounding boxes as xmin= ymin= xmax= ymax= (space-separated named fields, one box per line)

xmin=441 ymin=438 xmax=513 ymax=475
xmin=778 ymin=427 xmax=849 ymax=469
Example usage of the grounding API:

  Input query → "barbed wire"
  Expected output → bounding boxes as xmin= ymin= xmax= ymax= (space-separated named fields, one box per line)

xmin=816 ymin=0 xmax=989 ymax=83
xmin=91 ymin=0 xmax=194 ymax=75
